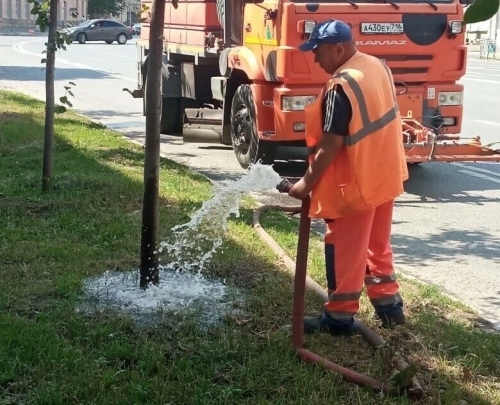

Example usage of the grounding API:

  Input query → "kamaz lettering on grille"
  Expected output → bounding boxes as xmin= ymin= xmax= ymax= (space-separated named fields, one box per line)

xmin=356 ymin=40 xmax=407 ymax=46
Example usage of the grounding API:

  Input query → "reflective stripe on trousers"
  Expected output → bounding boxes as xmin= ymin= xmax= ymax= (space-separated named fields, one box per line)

xmin=323 ymin=199 xmax=401 ymax=320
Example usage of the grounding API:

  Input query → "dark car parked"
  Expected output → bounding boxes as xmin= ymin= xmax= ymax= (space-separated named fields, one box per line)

xmin=61 ymin=19 xmax=133 ymax=45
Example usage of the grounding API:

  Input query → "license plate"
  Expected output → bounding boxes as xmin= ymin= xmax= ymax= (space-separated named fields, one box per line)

xmin=360 ymin=22 xmax=404 ymax=35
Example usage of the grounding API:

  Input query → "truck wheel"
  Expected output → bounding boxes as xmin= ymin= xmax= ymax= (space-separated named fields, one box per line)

xmin=161 ymin=97 xmax=182 ymax=135
xmin=230 ymin=84 xmax=277 ymax=169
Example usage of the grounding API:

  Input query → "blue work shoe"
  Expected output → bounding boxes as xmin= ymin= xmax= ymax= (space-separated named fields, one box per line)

xmin=373 ymin=299 xmax=406 ymax=328
xmin=374 ymin=308 xmax=406 ymax=328
xmin=304 ymin=312 xmax=356 ymax=337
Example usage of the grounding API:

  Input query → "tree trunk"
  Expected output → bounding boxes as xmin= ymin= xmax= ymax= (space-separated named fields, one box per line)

xmin=139 ymin=0 xmax=165 ymax=289
xmin=42 ymin=0 xmax=59 ymax=193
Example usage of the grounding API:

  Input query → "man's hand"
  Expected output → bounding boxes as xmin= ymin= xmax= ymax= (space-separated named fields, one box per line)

xmin=288 ymin=178 xmax=310 ymax=200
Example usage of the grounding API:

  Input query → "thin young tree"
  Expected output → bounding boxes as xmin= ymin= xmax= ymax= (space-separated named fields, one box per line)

xmin=139 ymin=0 xmax=172 ymax=289
xmin=29 ymin=0 xmax=75 ymax=192
xmin=41 ymin=0 xmax=59 ymax=192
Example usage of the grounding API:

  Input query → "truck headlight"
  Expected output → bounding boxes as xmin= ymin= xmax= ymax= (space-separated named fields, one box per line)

xmin=282 ymin=96 xmax=316 ymax=111
xmin=304 ymin=21 xmax=316 ymax=34
xmin=448 ymin=21 xmax=463 ymax=35
xmin=438 ymin=91 xmax=463 ymax=106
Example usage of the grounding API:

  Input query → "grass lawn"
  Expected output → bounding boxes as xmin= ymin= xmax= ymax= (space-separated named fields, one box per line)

xmin=0 ymin=89 xmax=499 ymax=405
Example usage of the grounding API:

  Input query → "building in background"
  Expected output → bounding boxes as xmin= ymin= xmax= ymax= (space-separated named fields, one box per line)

xmin=0 ymin=0 xmax=89 ymax=32
xmin=115 ymin=0 xmax=140 ymax=26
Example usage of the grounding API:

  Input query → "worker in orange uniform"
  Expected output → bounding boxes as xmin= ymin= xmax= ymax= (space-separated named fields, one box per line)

xmin=288 ymin=20 xmax=409 ymax=336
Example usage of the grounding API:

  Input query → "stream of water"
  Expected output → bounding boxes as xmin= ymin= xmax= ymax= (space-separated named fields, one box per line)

xmin=77 ymin=163 xmax=283 ymax=326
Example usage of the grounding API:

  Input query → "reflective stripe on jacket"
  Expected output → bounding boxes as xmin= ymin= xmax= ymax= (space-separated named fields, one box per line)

xmin=304 ymin=51 xmax=409 ymax=219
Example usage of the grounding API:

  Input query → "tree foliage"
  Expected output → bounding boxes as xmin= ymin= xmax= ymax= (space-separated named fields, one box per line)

xmin=464 ymin=0 xmax=500 ymax=25
xmin=88 ymin=0 xmax=126 ymax=18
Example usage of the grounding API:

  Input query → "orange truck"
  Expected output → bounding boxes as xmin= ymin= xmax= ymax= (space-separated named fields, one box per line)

xmin=129 ymin=0 xmax=500 ymax=169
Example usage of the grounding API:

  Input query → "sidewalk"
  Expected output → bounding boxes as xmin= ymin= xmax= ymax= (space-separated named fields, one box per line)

xmin=0 ymin=27 xmax=46 ymax=37
xmin=0 ymin=32 xmax=46 ymax=37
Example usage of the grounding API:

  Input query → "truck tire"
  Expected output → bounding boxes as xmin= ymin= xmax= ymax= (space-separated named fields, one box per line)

xmin=230 ymin=84 xmax=277 ymax=169
xmin=216 ymin=0 xmax=242 ymax=45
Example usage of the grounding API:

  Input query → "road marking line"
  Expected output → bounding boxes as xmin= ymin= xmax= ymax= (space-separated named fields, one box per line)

xmin=466 ymin=70 xmax=500 ymax=75
xmin=475 ymin=119 xmax=500 ymax=127
xmin=461 ymin=77 xmax=500 ymax=84
xmin=467 ymin=72 xmax=500 ymax=76
xmin=467 ymin=66 xmax=500 ymax=70
xmin=454 ymin=163 xmax=500 ymax=178
xmin=457 ymin=169 xmax=500 ymax=184
xmin=466 ymin=71 xmax=500 ymax=75
xmin=466 ymin=73 xmax=500 ymax=79
xmin=11 ymin=38 xmax=136 ymax=82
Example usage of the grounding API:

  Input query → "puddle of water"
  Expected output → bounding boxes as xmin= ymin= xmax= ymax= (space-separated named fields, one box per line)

xmin=77 ymin=266 xmax=240 ymax=328
xmin=77 ymin=163 xmax=283 ymax=327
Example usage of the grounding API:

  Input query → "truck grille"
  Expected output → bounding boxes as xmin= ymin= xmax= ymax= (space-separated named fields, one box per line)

xmin=377 ymin=55 xmax=433 ymax=62
xmin=391 ymin=67 xmax=428 ymax=74
xmin=376 ymin=54 xmax=433 ymax=77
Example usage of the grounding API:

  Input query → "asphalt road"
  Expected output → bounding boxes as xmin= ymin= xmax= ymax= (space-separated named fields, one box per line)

xmin=1 ymin=36 xmax=499 ymax=330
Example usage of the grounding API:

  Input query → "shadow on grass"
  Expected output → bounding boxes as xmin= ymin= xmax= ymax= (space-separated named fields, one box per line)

xmin=1 ymin=90 xmax=499 ymax=404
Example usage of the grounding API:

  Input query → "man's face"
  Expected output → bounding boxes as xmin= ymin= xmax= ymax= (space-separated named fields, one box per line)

xmin=313 ymin=43 xmax=345 ymax=75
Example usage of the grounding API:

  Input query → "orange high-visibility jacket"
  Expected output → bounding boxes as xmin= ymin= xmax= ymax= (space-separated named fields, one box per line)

xmin=305 ymin=51 xmax=409 ymax=219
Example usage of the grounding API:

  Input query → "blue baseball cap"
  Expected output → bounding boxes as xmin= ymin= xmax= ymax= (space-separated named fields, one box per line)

xmin=298 ymin=20 xmax=353 ymax=52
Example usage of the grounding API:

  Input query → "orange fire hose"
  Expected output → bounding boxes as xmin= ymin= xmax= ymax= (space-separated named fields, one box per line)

xmin=251 ymin=197 xmax=424 ymax=399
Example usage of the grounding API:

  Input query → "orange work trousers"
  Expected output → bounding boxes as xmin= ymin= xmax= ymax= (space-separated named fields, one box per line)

xmin=323 ymin=199 xmax=402 ymax=321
